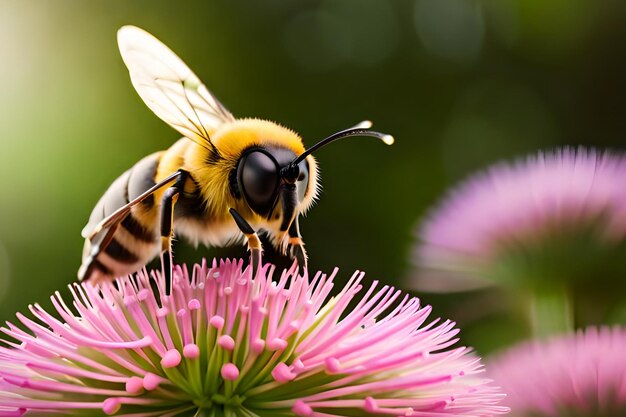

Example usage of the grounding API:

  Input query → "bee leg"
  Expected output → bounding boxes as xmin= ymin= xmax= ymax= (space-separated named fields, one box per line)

xmin=229 ymin=208 xmax=262 ymax=277
xmin=288 ymin=217 xmax=307 ymax=275
xmin=160 ymin=169 xmax=189 ymax=295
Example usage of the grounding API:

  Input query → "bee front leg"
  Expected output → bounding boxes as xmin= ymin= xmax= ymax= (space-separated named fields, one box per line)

xmin=229 ymin=208 xmax=263 ymax=277
xmin=160 ymin=169 xmax=189 ymax=296
xmin=288 ymin=217 xmax=308 ymax=274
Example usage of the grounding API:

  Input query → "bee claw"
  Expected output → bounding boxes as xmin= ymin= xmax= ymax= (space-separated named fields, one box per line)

xmin=288 ymin=242 xmax=308 ymax=276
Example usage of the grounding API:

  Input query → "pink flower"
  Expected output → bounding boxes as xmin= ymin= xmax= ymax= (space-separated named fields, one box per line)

xmin=489 ymin=327 xmax=626 ymax=416
xmin=413 ymin=148 xmax=626 ymax=292
xmin=0 ymin=259 xmax=507 ymax=416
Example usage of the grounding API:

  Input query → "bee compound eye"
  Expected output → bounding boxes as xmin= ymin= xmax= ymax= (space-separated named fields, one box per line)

xmin=238 ymin=151 xmax=279 ymax=215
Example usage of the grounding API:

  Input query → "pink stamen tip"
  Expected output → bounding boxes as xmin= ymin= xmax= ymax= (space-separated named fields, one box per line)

xmin=364 ymin=397 xmax=377 ymax=412
xmin=293 ymin=358 xmax=305 ymax=370
xmin=183 ymin=343 xmax=200 ymax=359
xmin=325 ymin=357 xmax=341 ymax=373
xmin=292 ymin=400 xmax=313 ymax=416
xmin=125 ymin=376 xmax=144 ymax=394
xmin=224 ymin=287 xmax=233 ymax=295
xmin=188 ymin=299 xmax=201 ymax=310
xmin=102 ymin=398 xmax=121 ymax=415
xmin=240 ymin=305 xmax=249 ymax=314
xmin=218 ymin=335 xmax=235 ymax=351
xmin=177 ymin=308 xmax=187 ymax=317
xmin=221 ymin=363 xmax=239 ymax=381
xmin=267 ymin=338 xmax=288 ymax=351
xmin=0 ymin=408 xmax=26 ymax=417
xmin=137 ymin=288 xmax=150 ymax=301
xmin=251 ymin=338 xmax=265 ymax=353
xmin=161 ymin=349 xmax=182 ymax=368
xmin=272 ymin=362 xmax=296 ymax=383
xmin=3 ymin=375 xmax=26 ymax=387
xmin=156 ymin=307 xmax=169 ymax=318
xmin=143 ymin=373 xmax=162 ymax=391
xmin=210 ymin=315 xmax=225 ymax=330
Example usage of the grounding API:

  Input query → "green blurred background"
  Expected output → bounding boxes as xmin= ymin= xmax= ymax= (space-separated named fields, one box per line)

xmin=1 ymin=0 xmax=625 ymax=353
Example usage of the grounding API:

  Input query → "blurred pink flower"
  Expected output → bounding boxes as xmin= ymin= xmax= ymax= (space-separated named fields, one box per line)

xmin=413 ymin=148 xmax=626 ymax=292
xmin=489 ymin=327 xmax=626 ymax=417
xmin=0 ymin=259 xmax=507 ymax=416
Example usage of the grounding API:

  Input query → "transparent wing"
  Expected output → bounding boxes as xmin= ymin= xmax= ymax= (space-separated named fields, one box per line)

xmin=117 ymin=25 xmax=235 ymax=147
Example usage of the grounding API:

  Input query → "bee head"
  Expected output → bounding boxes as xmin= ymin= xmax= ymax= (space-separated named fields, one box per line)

xmin=231 ymin=121 xmax=393 ymax=235
xmin=235 ymin=147 xmax=309 ymax=223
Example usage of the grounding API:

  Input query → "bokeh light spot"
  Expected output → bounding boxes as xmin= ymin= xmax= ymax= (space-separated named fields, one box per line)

xmin=414 ymin=0 xmax=485 ymax=64
xmin=283 ymin=0 xmax=398 ymax=72
xmin=283 ymin=9 xmax=352 ymax=72
xmin=325 ymin=0 xmax=399 ymax=67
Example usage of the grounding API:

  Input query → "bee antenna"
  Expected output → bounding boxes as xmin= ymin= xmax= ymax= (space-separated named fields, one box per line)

xmin=288 ymin=121 xmax=394 ymax=168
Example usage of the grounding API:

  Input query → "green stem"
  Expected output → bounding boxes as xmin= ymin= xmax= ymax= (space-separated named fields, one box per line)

xmin=530 ymin=285 xmax=573 ymax=338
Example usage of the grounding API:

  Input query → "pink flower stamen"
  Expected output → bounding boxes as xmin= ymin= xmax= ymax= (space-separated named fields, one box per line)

xmin=0 ymin=259 xmax=506 ymax=416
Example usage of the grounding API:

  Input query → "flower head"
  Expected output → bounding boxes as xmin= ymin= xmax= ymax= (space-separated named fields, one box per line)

xmin=489 ymin=326 xmax=626 ymax=417
xmin=0 ymin=259 xmax=506 ymax=416
xmin=413 ymin=148 xmax=626 ymax=291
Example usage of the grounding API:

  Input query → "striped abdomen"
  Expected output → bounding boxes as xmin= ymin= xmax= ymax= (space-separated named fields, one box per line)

xmin=79 ymin=152 xmax=164 ymax=282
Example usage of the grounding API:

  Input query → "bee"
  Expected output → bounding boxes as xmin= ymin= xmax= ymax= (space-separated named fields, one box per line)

xmin=78 ymin=26 xmax=393 ymax=293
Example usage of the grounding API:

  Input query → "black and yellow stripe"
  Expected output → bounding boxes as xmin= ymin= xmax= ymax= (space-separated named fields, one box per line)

xmin=79 ymin=152 xmax=163 ymax=281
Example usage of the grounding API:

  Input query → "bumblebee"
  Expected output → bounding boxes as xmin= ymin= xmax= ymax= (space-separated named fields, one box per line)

xmin=78 ymin=26 xmax=393 ymax=292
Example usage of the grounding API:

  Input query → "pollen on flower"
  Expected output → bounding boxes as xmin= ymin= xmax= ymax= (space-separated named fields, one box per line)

xmin=0 ymin=259 xmax=507 ymax=416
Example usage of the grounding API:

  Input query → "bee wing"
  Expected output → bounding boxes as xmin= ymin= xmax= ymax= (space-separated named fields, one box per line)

xmin=117 ymin=25 xmax=234 ymax=148
xmin=84 ymin=171 xmax=182 ymax=241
